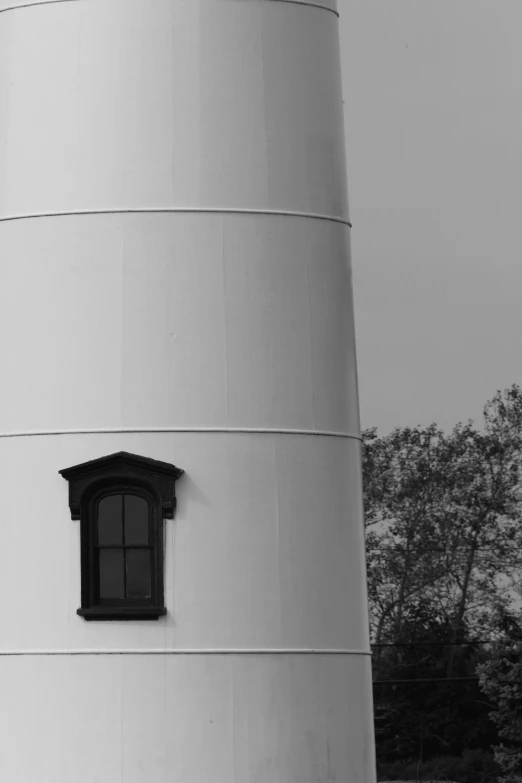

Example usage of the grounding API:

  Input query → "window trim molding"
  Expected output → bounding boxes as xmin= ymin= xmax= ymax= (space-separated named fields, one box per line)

xmin=59 ymin=451 xmax=183 ymax=621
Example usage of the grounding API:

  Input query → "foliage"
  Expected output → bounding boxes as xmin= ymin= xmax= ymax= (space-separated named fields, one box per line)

xmin=477 ymin=637 xmax=522 ymax=783
xmin=372 ymin=611 xmax=499 ymax=765
xmin=364 ymin=385 xmax=522 ymax=778
xmin=364 ymin=385 xmax=522 ymax=675
xmin=377 ymin=748 xmax=501 ymax=782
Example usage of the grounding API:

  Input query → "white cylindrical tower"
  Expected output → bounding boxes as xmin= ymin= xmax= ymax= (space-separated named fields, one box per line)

xmin=0 ymin=0 xmax=377 ymax=780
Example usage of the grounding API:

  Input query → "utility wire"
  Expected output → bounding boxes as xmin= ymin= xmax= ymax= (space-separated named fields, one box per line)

xmin=371 ymin=640 xmax=501 ymax=647
xmin=366 ymin=544 xmax=522 ymax=557
xmin=373 ymin=676 xmax=479 ymax=684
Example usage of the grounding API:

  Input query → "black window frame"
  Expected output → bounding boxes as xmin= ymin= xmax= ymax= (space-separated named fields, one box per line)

xmin=84 ymin=481 xmax=162 ymax=618
xmin=59 ymin=451 xmax=183 ymax=621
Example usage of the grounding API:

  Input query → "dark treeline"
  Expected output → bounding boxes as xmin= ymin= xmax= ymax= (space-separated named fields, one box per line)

xmin=363 ymin=385 xmax=522 ymax=783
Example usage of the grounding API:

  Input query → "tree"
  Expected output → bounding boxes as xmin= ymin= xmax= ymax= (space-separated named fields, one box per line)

xmin=441 ymin=388 xmax=522 ymax=675
xmin=363 ymin=423 xmax=456 ymax=660
xmin=363 ymin=385 xmax=522 ymax=675
xmin=364 ymin=385 xmax=522 ymax=780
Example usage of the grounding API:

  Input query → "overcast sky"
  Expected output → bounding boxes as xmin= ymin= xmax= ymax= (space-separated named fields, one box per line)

xmin=339 ymin=1 xmax=522 ymax=434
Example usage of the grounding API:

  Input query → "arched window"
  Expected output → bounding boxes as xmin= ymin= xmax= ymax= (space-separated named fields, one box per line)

xmin=60 ymin=452 xmax=183 ymax=620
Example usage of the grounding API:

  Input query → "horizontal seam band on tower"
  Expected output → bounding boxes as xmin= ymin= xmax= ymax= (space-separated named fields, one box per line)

xmin=0 ymin=0 xmax=339 ymax=18
xmin=0 ymin=427 xmax=362 ymax=441
xmin=0 ymin=648 xmax=371 ymax=656
xmin=0 ymin=0 xmax=73 ymax=13
xmin=268 ymin=0 xmax=339 ymax=16
xmin=0 ymin=207 xmax=352 ymax=228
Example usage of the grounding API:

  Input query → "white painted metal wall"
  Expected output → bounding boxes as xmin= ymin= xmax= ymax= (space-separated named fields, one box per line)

xmin=0 ymin=0 xmax=377 ymax=780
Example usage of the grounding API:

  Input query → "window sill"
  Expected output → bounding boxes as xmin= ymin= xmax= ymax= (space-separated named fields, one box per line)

xmin=77 ymin=606 xmax=167 ymax=621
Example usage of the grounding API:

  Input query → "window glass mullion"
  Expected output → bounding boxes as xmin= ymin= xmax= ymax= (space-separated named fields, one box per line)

xmin=122 ymin=493 xmax=127 ymax=599
xmin=95 ymin=544 xmax=152 ymax=550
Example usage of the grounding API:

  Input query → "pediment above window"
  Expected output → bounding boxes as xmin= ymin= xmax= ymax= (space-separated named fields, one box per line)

xmin=59 ymin=451 xmax=184 ymax=521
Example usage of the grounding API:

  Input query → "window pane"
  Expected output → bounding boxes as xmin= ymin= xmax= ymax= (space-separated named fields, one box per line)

xmin=126 ymin=549 xmax=152 ymax=600
xmin=124 ymin=495 xmax=149 ymax=545
xmin=99 ymin=549 xmax=125 ymax=599
xmin=97 ymin=494 xmax=123 ymax=545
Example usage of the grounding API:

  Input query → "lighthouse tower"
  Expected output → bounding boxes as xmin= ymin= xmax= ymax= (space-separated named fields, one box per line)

xmin=0 ymin=0 xmax=376 ymax=780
